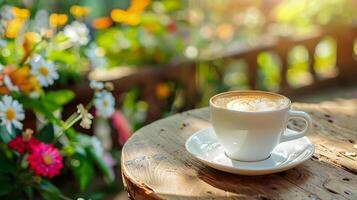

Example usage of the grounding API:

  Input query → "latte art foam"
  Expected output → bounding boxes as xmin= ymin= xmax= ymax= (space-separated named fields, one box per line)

xmin=212 ymin=91 xmax=289 ymax=112
xmin=226 ymin=98 xmax=283 ymax=111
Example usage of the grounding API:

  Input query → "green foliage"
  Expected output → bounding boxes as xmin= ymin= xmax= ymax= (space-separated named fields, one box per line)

xmin=223 ymin=59 xmax=249 ymax=90
xmin=38 ymin=123 xmax=55 ymax=143
xmin=273 ymin=0 xmax=357 ymax=30
xmin=43 ymin=90 xmax=75 ymax=110
xmin=15 ymin=91 xmax=74 ymax=127
xmin=287 ymin=45 xmax=311 ymax=87
xmin=71 ymin=152 xmax=94 ymax=191
xmin=48 ymin=50 xmax=78 ymax=65
xmin=122 ymin=88 xmax=148 ymax=130
xmin=0 ymin=175 xmax=14 ymax=196
xmin=314 ymin=37 xmax=337 ymax=77
xmin=38 ymin=180 xmax=71 ymax=200
xmin=257 ymin=52 xmax=281 ymax=91
xmin=88 ymin=148 xmax=114 ymax=183
xmin=0 ymin=154 xmax=16 ymax=174
xmin=96 ymin=13 xmax=185 ymax=66
xmin=67 ymin=134 xmax=114 ymax=191
xmin=0 ymin=126 xmax=14 ymax=143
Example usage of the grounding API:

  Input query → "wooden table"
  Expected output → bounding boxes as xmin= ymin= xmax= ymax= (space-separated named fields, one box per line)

xmin=121 ymin=100 xmax=357 ymax=199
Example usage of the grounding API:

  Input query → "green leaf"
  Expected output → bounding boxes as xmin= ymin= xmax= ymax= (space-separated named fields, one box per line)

xmin=43 ymin=90 xmax=75 ymax=108
xmin=47 ymin=50 xmax=77 ymax=65
xmin=89 ymin=148 xmax=114 ymax=183
xmin=15 ymin=94 xmax=64 ymax=127
xmin=38 ymin=123 xmax=55 ymax=143
xmin=71 ymin=153 xmax=94 ymax=191
xmin=20 ymin=155 xmax=29 ymax=169
xmin=0 ymin=175 xmax=14 ymax=196
xmin=74 ymin=135 xmax=114 ymax=183
xmin=38 ymin=180 xmax=71 ymax=200
xmin=0 ymin=125 xmax=12 ymax=143
xmin=24 ymin=186 xmax=34 ymax=200
xmin=0 ymin=155 xmax=16 ymax=174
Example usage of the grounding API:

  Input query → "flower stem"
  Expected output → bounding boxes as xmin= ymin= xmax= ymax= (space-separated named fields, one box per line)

xmin=55 ymin=115 xmax=81 ymax=140
xmin=55 ymin=101 xmax=93 ymax=140
xmin=19 ymin=40 xmax=44 ymax=65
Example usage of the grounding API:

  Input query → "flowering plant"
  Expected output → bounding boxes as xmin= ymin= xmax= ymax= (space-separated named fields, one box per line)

xmin=95 ymin=0 xmax=185 ymax=66
xmin=0 ymin=4 xmax=125 ymax=199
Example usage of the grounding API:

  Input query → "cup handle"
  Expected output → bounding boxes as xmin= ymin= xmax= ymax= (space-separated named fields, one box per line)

xmin=280 ymin=110 xmax=312 ymax=143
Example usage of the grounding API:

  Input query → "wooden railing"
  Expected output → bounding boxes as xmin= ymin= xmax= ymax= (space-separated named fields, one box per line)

xmin=69 ymin=24 xmax=357 ymax=124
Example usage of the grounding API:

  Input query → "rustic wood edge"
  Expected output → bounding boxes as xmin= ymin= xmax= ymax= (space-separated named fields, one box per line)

xmin=122 ymin=169 xmax=163 ymax=200
xmin=120 ymin=109 xmax=207 ymax=200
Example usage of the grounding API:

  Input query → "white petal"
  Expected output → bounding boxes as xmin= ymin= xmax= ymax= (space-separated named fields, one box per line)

xmin=12 ymin=119 xmax=23 ymax=129
xmin=16 ymin=112 xmax=25 ymax=120
xmin=5 ymin=122 xmax=12 ymax=133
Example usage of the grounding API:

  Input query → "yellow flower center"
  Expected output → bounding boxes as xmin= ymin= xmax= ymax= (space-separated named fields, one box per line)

xmin=103 ymin=100 xmax=109 ymax=107
xmin=39 ymin=66 xmax=49 ymax=76
xmin=5 ymin=108 xmax=16 ymax=120
xmin=43 ymin=154 xmax=53 ymax=165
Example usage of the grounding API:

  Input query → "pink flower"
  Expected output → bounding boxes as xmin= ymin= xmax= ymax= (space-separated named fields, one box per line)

xmin=112 ymin=111 xmax=131 ymax=145
xmin=27 ymin=143 xmax=63 ymax=178
xmin=103 ymin=152 xmax=116 ymax=178
xmin=8 ymin=136 xmax=40 ymax=155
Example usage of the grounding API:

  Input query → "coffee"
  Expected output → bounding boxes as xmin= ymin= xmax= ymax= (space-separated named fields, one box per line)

xmin=210 ymin=90 xmax=311 ymax=161
xmin=212 ymin=91 xmax=289 ymax=112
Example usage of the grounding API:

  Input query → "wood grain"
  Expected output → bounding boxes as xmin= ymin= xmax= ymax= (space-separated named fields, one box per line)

xmin=121 ymin=100 xmax=357 ymax=200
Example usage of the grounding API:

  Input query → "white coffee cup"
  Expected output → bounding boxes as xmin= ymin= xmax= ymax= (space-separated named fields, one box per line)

xmin=210 ymin=90 xmax=312 ymax=162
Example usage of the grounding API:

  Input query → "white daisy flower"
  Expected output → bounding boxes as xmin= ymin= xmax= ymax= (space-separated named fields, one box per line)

xmin=0 ymin=5 xmax=14 ymax=21
xmin=85 ymin=43 xmax=107 ymax=68
xmin=0 ymin=6 xmax=14 ymax=35
xmin=30 ymin=56 xmax=59 ymax=87
xmin=0 ymin=95 xmax=25 ymax=133
xmin=91 ymin=136 xmax=104 ymax=157
xmin=94 ymin=91 xmax=115 ymax=118
xmin=0 ymin=39 xmax=7 ymax=47
xmin=3 ymin=75 xmax=19 ymax=92
xmin=89 ymin=80 xmax=104 ymax=90
xmin=64 ymin=21 xmax=90 ymax=45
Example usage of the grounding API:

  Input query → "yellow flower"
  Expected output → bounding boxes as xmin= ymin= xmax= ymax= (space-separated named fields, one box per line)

xmin=111 ymin=0 xmax=150 ymax=26
xmin=155 ymin=83 xmax=170 ymax=99
xmin=111 ymin=9 xmax=128 ymax=23
xmin=111 ymin=9 xmax=141 ymax=26
xmin=216 ymin=23 xmax=234 ymax=41
xmin=128 ymin=0 xmax=150 ymax=14
xmin=23 ymin=32 xmax=41 ymax=54
xmin=5 ymin=18 xmax=24 ymax=38
xmin=0 ymin=67 xmax=13 ymax=94
xmin=11 ymin=7 xmax=30 ymax=20
xmin=125 ymin=13 xmax=141 ymax=26
xmin=0 ymin=66 xmax=41 ymax=95
xmin=91 ymin=17 xmax=112 ymax=30
xmin=49 ymin=13 xmax=68 ymax=27
xmin=10 ymin=66 xmax=41 ymax=94
xmin=70 ymin=5 xmax=90 ymax=18
xmin=24 ymin=32 xmax=41 ymax=43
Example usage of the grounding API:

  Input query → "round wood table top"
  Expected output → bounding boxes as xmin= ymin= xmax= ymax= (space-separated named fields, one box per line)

xmin=121 ymin=100 xmax=357 ymax=200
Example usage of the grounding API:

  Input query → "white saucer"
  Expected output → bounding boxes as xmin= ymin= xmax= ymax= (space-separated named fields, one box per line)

xmin=185 ymin=127 xmax=314 ymax=175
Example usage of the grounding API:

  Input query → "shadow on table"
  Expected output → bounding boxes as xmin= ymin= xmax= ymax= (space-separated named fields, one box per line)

xmin=196 ymin=164 xmax=311 ymax=199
